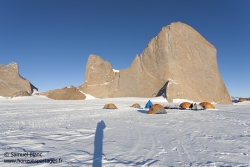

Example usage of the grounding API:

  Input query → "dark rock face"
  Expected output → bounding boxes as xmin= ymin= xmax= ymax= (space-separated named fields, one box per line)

xmin=0 ymin=62 xmax=37 ymax=97
xmin=78 ymin=22 xmax=231 ymax=104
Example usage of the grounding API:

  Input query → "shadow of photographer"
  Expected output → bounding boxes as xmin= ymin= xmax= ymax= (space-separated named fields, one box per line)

xmin=92 ymin=120 xmax=106 ymax=167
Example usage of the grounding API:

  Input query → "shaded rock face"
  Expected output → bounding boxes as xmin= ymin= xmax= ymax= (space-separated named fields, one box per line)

xmin=43 ymin=86 xmax=86 ymax=100
xmin=78 ymin=22 xmax=232 ymax=104
xmin=0 ymin=62 xmax=37 ymax=97
xmin=11 ymin=91 xmax=31 ymax=98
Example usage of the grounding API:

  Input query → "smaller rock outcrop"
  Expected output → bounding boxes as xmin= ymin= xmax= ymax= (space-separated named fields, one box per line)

xmin=11 ymin=91 xmax=31 ymax=98
xmin=42 ymin=86 xmax=86 ymax=100
xmin=238 ymin=98 xmax=250 ymax=102
xmin=0 ymin=62 xmax=37 ymax=97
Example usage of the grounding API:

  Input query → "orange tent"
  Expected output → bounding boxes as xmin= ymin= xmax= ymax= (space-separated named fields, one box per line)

xmin=148 ymin=104 xmax=167 ymax=114
xmin=131 ymin=103 xmax=141 ymax=108
xmin=103 ymin=103 xmax=118 ymax=109
xmin=199 ymin=102 xmax=215 ymax=109
xmin=179 ymin=102 xmax=192 ymax=109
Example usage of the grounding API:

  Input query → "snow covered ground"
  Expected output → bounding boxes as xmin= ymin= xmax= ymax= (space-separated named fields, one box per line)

xmin=0 ymin=96 xmax=250 ymax=167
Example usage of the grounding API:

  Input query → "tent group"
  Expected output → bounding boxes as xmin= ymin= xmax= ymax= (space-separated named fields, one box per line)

xmin=102 ymin=101 xmax=214 ymax=113
xmin=131 ymin=101 xmax=166 ymax=114
xmin=179 ymin=102 xmax=215 ymax=110
xmin=102 ymin=100 xmax=167 ymax=114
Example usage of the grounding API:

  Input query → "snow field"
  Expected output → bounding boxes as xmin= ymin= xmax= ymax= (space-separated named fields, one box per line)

xmin=0 ymin=96 xmax=250 ymax=166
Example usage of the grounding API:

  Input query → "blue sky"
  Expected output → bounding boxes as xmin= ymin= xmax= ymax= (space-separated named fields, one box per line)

xmin=0 ymin=0 xmax=249 ymax=97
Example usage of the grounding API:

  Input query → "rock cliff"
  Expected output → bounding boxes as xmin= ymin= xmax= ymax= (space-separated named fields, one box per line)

xmin=78 ymin=22 xmax=232 ymax=104
xmin=0 ymin=62 xmax=37 ymax=97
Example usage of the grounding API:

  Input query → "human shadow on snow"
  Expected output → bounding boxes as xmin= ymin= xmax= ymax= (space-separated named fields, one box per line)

xmin=92 ymin=120 xmax=106 ymax=167
xmin=91 ymin=120 xmax=159 ymax=166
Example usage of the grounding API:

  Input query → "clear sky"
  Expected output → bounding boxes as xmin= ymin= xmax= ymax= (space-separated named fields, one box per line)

xmin=1 ymin=0 xmax=249 ymax=97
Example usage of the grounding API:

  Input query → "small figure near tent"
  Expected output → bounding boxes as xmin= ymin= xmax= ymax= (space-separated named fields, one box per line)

xmin=103 ymin=103 xmax=118 ymax=109
xmin=145 ymin=100 xmax=153 ymax=108
xmin=191 ymin=103 xmax=204 ymax=110
xmin=148 ymin=104 xmax=167 ymax=114
xmin=131 ymin=103 xmax=141 ymax=108
xmin=199 ymin=102 xmax=215 ymax=109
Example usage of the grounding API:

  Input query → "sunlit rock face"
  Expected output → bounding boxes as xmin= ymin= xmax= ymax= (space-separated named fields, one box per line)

xmin=79 ymin=22 xmax=232 ymax=104
xmin=42 ymin=86 xmax=86 ymax=100
xmin=0 ymin=62 xmax=37 ymax=97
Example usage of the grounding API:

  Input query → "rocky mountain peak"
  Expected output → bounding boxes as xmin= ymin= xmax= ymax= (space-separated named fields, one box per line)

xmin=78 ymin=22 xmax=232 ymax=104
xmin=0 ymin=62 xmax=37 ymax=97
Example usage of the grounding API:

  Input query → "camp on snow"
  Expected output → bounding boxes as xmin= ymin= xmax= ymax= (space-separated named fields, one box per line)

xmin=179 ymin=101 xmax=215 ymax=110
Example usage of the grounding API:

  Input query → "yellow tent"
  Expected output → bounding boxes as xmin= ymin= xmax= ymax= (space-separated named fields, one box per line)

xmin=179 ymin=102 xmax=192 ymax=109
xmin=103 ymin=103 xmax=118 ymax=109
xmin=199 ymin=102 xmax=215 ymax=109
xmin=131 ymin=103 xmax=141 ymax=108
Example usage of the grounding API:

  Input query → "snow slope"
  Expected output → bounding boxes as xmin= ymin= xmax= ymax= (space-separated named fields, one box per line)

xmin=0 ymin=96 xmax=250 ymax=167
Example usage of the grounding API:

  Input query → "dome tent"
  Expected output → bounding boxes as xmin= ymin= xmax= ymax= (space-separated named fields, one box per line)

xmin=131 ymin=103 xmax=141 ymax=108
xmin=148 ymin=104 xmax=167 ymax=114
xmin=103 ymin=103 xmax=118 ymax=109
xmin=199 ymin=102 xmax=215 ymax=109
xmin=179 ymin=102 xmax=192 ymax=110
xmin=145 ymin=100 xmax=153 ymax=108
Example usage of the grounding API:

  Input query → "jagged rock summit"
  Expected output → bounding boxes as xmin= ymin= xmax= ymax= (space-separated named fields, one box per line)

xmin=78 ymin=22 xmax=232 ymax=104
xmin=0 ymin=62 xmax=37 ymax=97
